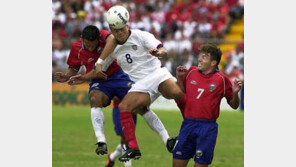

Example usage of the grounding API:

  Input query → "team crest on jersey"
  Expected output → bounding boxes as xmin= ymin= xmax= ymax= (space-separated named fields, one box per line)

xmin=127 ymin=82 xmax=133 ymax=88
xmin=209 ymin=83 xmax=216 ymax=92
xmin=88 ymin=58 xmax=94 ymax=62
xmin=190 ymin=80 xmax=197 ymax=85
xmin=195 ymin=150 xmax=203 ymax=158
xmin=132 ymin=45 xmax=137 ymax=50
xmin=91 ymin=83 xmax=99 ymax=88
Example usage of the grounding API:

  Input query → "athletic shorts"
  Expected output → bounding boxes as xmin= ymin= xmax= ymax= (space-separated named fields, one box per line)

xmin=173 ymin=118 xmax=218 ymax=165
xmin=128 ymin=67 xmax=174 ymax=104
xmin=89 ymin=69 xmax=134 ymax=106
xmin=112 ymin=106 xmax=137 ymax=136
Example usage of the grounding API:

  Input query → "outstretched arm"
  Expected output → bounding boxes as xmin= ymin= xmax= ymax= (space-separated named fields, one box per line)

xmin=95 ymin=34 xmax=117 ymax=74
xmin=68 ymin=70 xmax=107 ymax=85
xmin=54 ymin=68 xmax=77 ymax=83
xmin=228 ymin=79 xmax=243 ymax=109
xmin=176 ymin=66 xmax=187 ymax=92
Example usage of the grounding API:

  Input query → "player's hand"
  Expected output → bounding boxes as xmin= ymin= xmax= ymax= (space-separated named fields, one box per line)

xmin=176 ymin=66 xmax=187 ymax=79
xmin=54 ymin=72 xmax=69 ymax=83
xmin=149 ymin=48 xmax=158 ymax=56
xmin=95 ymin=64 xmax=107 ymax=79
xmin=150 ymin=48 xmax=164 ymax=57
xmin=68 ymin=74 xmax=86 ymax=85
xmin=232 ymin=79 xmax=243 ymax=94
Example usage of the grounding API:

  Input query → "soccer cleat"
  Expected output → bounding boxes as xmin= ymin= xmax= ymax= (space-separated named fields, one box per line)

xmin=123 ymin=159 xmax=132 ymax=167
xmin=166 ymin=136 xmax=178 ymax=153
xmin=119 ymin=148 xmax=141 ymax=162
xmin=95 ymin=142 xmax=108 ymax=155
xmin=105 ymin=153 xmax=115 ymax=167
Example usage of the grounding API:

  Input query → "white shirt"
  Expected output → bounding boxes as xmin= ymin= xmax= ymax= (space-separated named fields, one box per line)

xmin=110 ymin=29 xmax=162 ymax=82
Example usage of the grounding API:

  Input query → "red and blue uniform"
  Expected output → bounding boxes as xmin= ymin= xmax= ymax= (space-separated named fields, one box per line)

xmin=173 ymin=66 xmax=233 ymax=165
xmin=112 ymin=100 xmax=137 ymax=136
xmin=66 ymin=29 xmax=134 ymax=104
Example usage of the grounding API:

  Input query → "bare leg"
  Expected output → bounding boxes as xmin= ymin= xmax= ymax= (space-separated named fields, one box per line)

xmin=158 ymin=78 xmax=184 ymax=100
xmin=173 ymin=159 xmax=190 ymax=167
xmin=194 ymin=163 xmax=208 ymax=167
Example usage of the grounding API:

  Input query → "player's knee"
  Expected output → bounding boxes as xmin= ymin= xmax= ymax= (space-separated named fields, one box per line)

xmin=174 ymin=88 xmax=184 ymax=100
xmin=118 ymin=102 xmax=128 ymax=112
xmin=89 ymin=93 xmax=103 ymax=107
xmin=163 ymin=87 xmax=184 ymax=100
xmin=135 ymin=107 xmax=148 ymax=115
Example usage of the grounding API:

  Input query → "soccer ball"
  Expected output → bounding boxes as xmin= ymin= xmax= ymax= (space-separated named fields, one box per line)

xmin=106 ymin=5 xmax=130 ymax=29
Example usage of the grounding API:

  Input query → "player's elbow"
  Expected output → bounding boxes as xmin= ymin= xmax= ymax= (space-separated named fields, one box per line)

xmin=231 ymin=104 xmax=239 ymax=110
xmin=228 ymin=100 xmax=240 ymax=110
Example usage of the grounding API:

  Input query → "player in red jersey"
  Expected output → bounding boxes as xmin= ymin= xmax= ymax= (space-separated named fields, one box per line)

xmin=172 ymin=43 xmax=243 ymax=167
xmin=54 ymin=25 xmax=133 ymax=155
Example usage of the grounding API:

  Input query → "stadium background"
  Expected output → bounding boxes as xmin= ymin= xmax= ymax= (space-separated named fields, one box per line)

xmin=52 ymin=0 xmax=244 ymax=166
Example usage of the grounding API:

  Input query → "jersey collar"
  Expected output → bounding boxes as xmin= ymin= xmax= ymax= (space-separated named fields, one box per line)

xmin=198 ymin=67 xmax=219 ymax=75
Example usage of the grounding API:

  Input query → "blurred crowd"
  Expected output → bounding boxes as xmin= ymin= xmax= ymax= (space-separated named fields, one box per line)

xmin=52 ymin=0 xmax=244 ymax=82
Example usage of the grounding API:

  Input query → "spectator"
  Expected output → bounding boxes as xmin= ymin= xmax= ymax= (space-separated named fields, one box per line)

xmin=52 ymin=0 xmax=244 ymax=83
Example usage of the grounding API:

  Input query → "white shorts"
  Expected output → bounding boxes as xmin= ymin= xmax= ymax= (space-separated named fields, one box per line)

xmin=128 ymin=67 xmax=174 ymax=104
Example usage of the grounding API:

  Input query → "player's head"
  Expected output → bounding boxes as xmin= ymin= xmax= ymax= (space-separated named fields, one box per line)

xmin=106 ymin=5 xmax=130 ymax=44
xmin=198 ymin=43 xmax=222 ymax=72
xmin=81 ymin=25 xmax=100 ymax=51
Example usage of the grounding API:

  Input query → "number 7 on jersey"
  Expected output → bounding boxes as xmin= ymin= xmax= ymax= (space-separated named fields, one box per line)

xmin=196 ymin=88 xmax=204 ymax=99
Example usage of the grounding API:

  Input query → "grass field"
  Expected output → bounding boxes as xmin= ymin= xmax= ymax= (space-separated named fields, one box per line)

xmin=53 ymin=106 xmax=243 ymax=167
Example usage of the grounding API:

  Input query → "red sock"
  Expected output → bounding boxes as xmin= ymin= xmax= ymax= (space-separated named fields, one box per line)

xmin=120 ymin=111 xmax=139 ymax=149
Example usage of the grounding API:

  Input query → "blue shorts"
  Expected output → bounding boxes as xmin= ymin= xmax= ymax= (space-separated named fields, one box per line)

xmin=89 ymin=69 xmax=134 ymax=106
xmin=112 ymin=107 xmax=137 ymax=136
xmin=173 ymin=118 xmax=218 ymax=165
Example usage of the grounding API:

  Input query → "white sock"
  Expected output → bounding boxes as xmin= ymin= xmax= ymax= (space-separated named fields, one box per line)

xmin=91 ymin=107 xmax=106 ymax=143
xmin=110 ymin=144 xmax=122 ymax=161
xmin=124 ymin=159 xmax=132 ymax=167
xmin=142 ymin=110 xmax=170 ymax=145
xmin=122 ymin=144 xmax=132 ymax=167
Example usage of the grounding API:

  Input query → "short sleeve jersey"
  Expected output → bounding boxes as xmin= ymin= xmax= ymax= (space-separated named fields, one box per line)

xmin=176 ymin=66 xmax=233 ymax=120
xmin=109 ymin=29 xmax=163 ymax=82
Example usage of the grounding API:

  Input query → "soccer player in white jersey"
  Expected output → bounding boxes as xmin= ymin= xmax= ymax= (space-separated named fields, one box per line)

xmin=94 ymin=5 xmax=184 ymax=162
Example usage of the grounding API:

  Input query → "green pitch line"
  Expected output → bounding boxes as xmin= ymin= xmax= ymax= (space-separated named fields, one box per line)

xmin=53 ymin=107 xmax=243 ymax=167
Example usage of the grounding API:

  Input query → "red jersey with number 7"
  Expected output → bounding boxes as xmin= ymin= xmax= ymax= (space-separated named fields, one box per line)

xmin=176 ymin=66 xmax=233 ymax=120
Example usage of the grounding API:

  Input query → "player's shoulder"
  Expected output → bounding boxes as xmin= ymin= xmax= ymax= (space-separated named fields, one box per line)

xmin=99 ymin=29 xmax=109 ymax=37
xmin=99 ymin=29 xmax=110 ymax=41
xmin=185 ymin=66 xmax=199 ymax=78
xmin=131 ymin=29 xmax=152 ymax=37
xmin=216 ymin=71 xmax=228 ymax=78
xmin=131 ymin=29 xmax=144 ymax=34
xmin=71 ymin=39 xmax=82 ymax=50
xmin=100 ymin=29 xmax=109 ymax=34
xmin=215 ymin=71 xmax=231 ymax=83
xmin=187 ymin=66 xmax=199 ymax=73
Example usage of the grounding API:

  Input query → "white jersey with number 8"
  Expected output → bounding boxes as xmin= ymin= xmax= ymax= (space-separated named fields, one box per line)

xmin=110 ymin=29 xmax=162 ymax=82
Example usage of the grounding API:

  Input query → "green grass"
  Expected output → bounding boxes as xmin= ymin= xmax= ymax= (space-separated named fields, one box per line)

xmin=53 ymin=106 xmax=244 ymax=167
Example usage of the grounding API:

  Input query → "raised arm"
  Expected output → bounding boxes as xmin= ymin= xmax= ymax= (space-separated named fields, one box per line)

xmin=95 ymin=34 xmax=117 ymax=68
xmin=228 ymin=79 xmax=243 ymax=109
xmin=176 ymin=66 xmax=187 ymax=92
